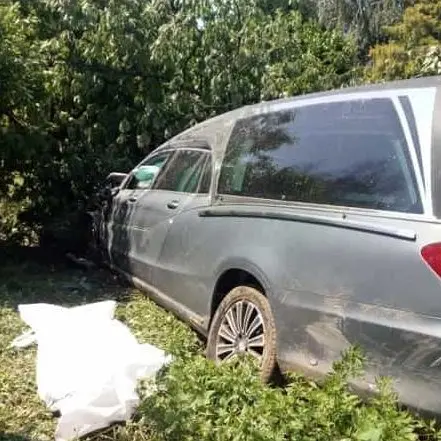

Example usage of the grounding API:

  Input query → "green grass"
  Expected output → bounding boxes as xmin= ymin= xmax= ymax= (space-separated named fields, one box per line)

xmin=1 ymin=247 xmax=440 ymax=441
xmin=0 ymin=248 xmax=201 ymax=441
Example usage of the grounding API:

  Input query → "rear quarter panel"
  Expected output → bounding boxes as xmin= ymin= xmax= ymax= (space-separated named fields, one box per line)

xmin=157 ymin=201 xmax=441 ymax=414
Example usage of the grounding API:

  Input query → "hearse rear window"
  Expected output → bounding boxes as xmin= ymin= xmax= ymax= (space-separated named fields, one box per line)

xmin=218 ymin=98 xmax=423 ymax=214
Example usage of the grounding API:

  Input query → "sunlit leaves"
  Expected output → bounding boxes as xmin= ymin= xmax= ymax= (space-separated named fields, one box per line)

xmin=366 ymin=0 xmax=441 ymax=82
xmin=1 ymin=0 xmax=358 ymax=242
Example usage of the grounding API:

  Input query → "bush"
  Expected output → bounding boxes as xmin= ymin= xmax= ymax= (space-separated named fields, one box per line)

xmin=0 ymin=0 xmax=360 ymax=246
xmin=138 ymin=348 xmax=439 ymax=441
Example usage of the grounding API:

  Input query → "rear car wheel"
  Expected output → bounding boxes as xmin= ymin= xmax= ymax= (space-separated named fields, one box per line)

xmin=206 ymin=286 xmax=277 ymax=382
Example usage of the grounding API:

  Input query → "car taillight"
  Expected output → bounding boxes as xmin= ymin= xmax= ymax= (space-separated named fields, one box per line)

xmin=421 ymin=243 xmax=441 ymax=278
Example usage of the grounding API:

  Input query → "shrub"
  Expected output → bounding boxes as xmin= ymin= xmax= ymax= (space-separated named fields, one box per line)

xmin=138 ymin=348 xmax=440 ymax=441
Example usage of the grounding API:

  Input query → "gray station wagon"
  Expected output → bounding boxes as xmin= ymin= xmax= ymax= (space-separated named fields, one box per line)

xmin=92 ymin=76 xmax=441 ymax=416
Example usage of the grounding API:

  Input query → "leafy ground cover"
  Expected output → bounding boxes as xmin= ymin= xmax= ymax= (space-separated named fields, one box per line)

xmin=0 ymin=246 xmax=439 ymax=441
xmin=0 ymin=246 xmax=200 ymax=441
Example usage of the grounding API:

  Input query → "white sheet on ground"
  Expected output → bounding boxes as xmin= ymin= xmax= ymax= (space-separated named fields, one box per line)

xmin=11 ymin=300 xmax=172 ymax=441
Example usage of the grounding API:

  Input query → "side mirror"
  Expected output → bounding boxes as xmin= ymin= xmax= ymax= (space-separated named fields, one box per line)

xmin=97 ymin=172 xmax=127 ymax=202
xmin=106 ymin=172 xmax=128 ymax=189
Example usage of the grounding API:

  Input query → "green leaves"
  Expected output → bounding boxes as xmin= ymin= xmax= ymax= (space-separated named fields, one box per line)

xmin=366 ymin=0 xmax=441 ymax=82
xmin=311 ymin=0 xmax=405 ymax=55
xmin=138 ymin=347 xmax=431 ymax=441
xmin=356 ymin=427 xmax=383 ymax=441
xmin=2 ymin=259 xmax=440 ymax=441
xmin=259 ymin=10 xmax=358 ymax=99
xmin=0 ymin=0 xmax=362 ymax=243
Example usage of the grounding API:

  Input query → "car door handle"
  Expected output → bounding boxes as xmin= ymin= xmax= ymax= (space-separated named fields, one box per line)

xmin=128 ymin=196 xmax=138 ymax=203
xmin=167 ymin=200 xmax=179 ymax=209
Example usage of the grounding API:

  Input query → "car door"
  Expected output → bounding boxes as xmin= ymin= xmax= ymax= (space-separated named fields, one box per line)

xmin=107 ymin=151 xmax=171 ymax=273
xmin=127 ymin=145 xmax=212 ymax=286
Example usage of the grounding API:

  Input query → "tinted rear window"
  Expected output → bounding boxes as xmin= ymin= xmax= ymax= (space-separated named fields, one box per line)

xmin=218 ymin=98 xmax=422 ymax=214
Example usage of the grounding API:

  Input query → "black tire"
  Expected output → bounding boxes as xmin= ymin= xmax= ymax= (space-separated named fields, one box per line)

xmin=206 ymin=286 xmax=277 ymax=382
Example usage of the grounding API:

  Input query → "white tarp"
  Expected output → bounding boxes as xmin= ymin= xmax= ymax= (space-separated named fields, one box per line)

xmin=11 ymin=300 xmax=172 ymax=441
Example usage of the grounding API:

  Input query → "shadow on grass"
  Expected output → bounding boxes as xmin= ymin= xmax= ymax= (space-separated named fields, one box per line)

xmin=0 ymin=433 xmax=33 ymax=441
xmin=0 ymin=242 xmax=134 ymax=311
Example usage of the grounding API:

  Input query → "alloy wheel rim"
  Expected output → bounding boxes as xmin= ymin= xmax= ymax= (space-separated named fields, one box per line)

xmin=215 ymin=300 xmax=265 ymax=362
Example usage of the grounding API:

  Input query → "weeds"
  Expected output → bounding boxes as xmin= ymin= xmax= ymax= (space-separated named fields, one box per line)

xmin=0 ymin=251 xmax=440 ymax=441
xmin=139 ymin=350 xmax=439 ymax=441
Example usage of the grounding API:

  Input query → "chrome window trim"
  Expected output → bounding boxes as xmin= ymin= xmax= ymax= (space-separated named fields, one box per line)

xmin=215 ymin=194 xmax=441 ymax=223
xmin=392 ymin=96 xmax=428 ymax=215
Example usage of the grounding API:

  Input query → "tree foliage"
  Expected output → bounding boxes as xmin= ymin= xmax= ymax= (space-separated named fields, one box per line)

xmin=366 ymin=0 xmax=441 ymax=81
xmin=304 ymin=0 xmax=406 ymax=55
xmin=0 ymin=0 xmax=358 ymax=245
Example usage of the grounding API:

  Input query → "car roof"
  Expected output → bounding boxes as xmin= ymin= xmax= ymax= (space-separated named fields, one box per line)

xmin=161 ymin=75 xmax=441 ymax=158
xmin=253 ymin=75 xmax=441 ymax=109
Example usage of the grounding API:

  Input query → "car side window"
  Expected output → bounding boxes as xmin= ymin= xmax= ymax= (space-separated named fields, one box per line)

xmin=125 ymin=153 xmax=170 ymax=190
xmin=153 ymin=150 xmax=208 ymax=193
xmin=218 ymin=98 xmax=423 ymax=214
